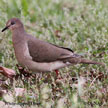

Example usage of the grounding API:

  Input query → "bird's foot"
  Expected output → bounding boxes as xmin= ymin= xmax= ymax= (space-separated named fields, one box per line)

xmin=55 ymin=70 xmax=63 ymax=80
xmin=55 ymin=70 xmax=59 ymax=77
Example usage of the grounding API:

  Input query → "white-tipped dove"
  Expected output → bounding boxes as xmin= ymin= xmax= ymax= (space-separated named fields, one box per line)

xmin=2 ymin=18 xmax=104 ymax=72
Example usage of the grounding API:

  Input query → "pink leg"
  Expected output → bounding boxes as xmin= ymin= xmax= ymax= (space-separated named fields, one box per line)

xmin=55 ymin=70 xmax=59 ymax=77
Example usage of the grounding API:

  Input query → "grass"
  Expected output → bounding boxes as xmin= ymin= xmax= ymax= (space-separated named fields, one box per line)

xmin=0 ymin=0 xmax=108 ymax=107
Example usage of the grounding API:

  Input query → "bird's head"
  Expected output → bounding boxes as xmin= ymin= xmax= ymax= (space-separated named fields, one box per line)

xmin=2 ymin=18 xmax=23 ymax=32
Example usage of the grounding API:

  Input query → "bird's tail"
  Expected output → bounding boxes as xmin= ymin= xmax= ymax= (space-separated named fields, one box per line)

xmin=80 ymin=58 xmax=104 ymax=65
xmin=68 ymin=57 xmax=104 ymax=66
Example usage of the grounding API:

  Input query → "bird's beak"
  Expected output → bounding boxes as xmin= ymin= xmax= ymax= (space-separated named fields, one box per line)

xmin=1 ymin=25 xmax=10 ymax=32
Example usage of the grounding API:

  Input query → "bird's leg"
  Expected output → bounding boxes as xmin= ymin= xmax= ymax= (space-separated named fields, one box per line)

xmin=55 ymin=70 xmax=63 ymax=80
xmin=55 ymin=70 xmax=59 ymax=77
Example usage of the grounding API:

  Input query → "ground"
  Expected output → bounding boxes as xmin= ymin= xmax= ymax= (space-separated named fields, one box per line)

xmin=0 ymin=0 xmax=108 ymax=108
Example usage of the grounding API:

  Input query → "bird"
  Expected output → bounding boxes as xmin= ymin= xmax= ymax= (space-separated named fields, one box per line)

xmin=1 ymin=18 xmax=104 ymax=73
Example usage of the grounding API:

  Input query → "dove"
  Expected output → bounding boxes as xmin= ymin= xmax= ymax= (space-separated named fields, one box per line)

xmin=2 ymin=18 xmax=104 ymax=73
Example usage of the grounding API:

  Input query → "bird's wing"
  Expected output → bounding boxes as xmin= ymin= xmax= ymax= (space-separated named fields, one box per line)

xmin=27 ymin=36 xmax=80 ymax=63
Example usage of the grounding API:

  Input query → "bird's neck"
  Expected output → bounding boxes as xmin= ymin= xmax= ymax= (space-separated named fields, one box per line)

xmin=12 ymin=26 xmax=25 ymax=35
xmin=12 ymin=27 xmax=26 ymax=44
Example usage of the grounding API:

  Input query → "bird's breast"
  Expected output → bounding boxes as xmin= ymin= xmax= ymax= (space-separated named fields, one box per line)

xmin=13 ymin=41 xmax=32 ymax=65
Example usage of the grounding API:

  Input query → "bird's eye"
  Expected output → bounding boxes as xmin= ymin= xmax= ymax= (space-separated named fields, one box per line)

xmin=11 ymin=21 xmax=15 ymax=25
